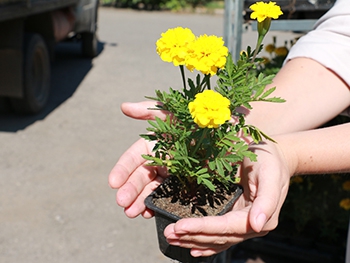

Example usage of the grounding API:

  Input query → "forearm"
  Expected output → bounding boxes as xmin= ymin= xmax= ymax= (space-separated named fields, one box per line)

xmin=275 ymin=122 xmax=350 ymax=175
xmin=246 ymin=0 xmax=350 ymax=135
xmin=245 ymin=57 xmax=350 ymax=135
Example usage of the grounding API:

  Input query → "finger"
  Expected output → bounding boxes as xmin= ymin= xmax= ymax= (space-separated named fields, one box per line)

xmin=166 ymin=230 xmax=267 ymax=249
xmin=121 ymin=101 xmax=168 ymax=120
xmin=115 ymin=161 xmax=171 ymax=209
xmin=190 ymin=248 xmax=220 ymax=258
xmin=248 ymin=164 xmax=286 ymax=232
xmin=165 ymin=210 xmax=268 ymax=245
xmin=108 ymin=138 xmax=154 ymax=189
xmin=188 ymin=229 xmax=260 ymax=258
xmin=141 ymin=207 xmax=155 ymax=219
xmin=122 ymin=175 xmax=164 ymax=218
xmin=165 ymin=207 xmax=253 ymax=237
xmin=167 ymin=238 xmax=232 ymax=254
xmin=115 ymin=165 xmax=156 ymax=208
xmin=166 ymin=228 xmax=268 ymax=259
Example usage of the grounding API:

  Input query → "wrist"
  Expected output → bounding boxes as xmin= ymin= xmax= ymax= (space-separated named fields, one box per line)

xmin=271 ymin=134 xmax=299 ymax=178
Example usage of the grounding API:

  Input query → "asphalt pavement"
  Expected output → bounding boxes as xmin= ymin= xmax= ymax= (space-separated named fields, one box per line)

xmin=0 ymin=7 xmax=298 ymax=263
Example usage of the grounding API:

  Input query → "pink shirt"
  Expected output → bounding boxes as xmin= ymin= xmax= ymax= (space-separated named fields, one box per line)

xmin=286 ymin=0 xmax=350 ymax=87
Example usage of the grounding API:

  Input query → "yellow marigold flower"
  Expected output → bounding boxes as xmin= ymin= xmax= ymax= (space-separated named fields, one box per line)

xmin=340 ymin=198 xmax=350 ymax=210
xmin=275 ymin=46 xmax=289 ymax=56
xmin=343 ymin=180 xmax=350 ymax=191
xmin=265 ymin=43 xmax=275 ymax=53
xmin=188 ymin=90 xmax=231 ymax=128
xmin=250 ymin=1 xmax=283 ymax=22
xmin=186 ymin=34 xmax=228 ymax=76
xmin=156 ymin=27 xmax=195 ymax=66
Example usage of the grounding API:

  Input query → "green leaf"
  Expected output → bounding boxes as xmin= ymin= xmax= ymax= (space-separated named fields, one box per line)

xmin=260 ymin=87 xmax=277 ymax=99
xmin=224 ymin=134 xmax=241 ymax=141
xmin=215 ymin=159 xmax=224 ymax=176
xmin=225 ymin=154 xmax=244 ymax=163
xmin=245 ymin=151 xmax=257 ymax=162
xmin=208 ymin=160 xmax=216 ymax=171
xmin=196 ymin=167 xmax=208 ymax=175
xmin=199 ymin=177 xmax=216 ymax=191
xmin=140 ymin=134 xmax=157 ymax=141
xmin=221 ymin=139 xmax=234 ymax=147
xmin=141 ymin=154 xmax=165 ymax=165
xmin=222 ymin=159 xmax=233 ymax=172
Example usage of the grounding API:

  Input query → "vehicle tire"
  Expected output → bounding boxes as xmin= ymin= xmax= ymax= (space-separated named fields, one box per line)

xmin=81 ymin=31 xmax=98 ymax=58
xmin=10 ymin=33 xmax=50 ymax=114
xmin=81 ymin=5 xmax=98 ymax=58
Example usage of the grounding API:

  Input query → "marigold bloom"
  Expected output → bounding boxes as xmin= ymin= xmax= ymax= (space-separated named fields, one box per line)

xmin=186 ymin=34 xmax=228 ymax=76
xmin=265 ymin=43 xmax=275 ymax=53
xmin=340 ymin=198 xmax=350 ymax=210
xmin=343 ymin=180 xmax=350 ymax=191
xmin=188 ymin=90 xmax=231 ymax=128
xmin=275 ymin=46 xmax=289 ymax=56
xmin=250 ymin=1 xmax=283 ymax=22
xmin=156 ymin=27 xmax=195 ymax=66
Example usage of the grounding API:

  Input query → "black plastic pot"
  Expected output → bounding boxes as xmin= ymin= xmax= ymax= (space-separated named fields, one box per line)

xmin=145 ymin=177 xmax=243 ymax=263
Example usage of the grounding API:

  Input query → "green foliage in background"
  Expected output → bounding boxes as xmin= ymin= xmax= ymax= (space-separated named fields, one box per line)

xmin=100 ymin=0 xmax=223 ymax=11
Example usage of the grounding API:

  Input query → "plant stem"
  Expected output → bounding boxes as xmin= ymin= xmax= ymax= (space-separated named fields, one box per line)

xmin=191 ymin=128 xmax=209 ymax=157
xmin=206 ymin=74 xmax=211 ymax=90
xmin=247 ymin=33 xmax=265 ymax=78
xmin=180 ymin=65 xmax=186 ymax=90
xmin=252 ymin=18 xmax=271 ymax=62
xmin=199 ymin=74 xmax=211 ymax=92
xmin=252 ymin=34 xmax=264 ymax=63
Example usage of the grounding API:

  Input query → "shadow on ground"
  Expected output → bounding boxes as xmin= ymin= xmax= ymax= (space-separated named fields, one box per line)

xmin=0 ymin=40 xmax=105 ymax=132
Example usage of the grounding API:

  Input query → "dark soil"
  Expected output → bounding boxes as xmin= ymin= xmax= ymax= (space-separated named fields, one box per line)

xmin=150 ymin=176 xmax=243 ymax=218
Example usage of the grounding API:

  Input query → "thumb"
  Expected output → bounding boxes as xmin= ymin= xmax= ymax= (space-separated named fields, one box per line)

xmin=248 ymin=177 xmax=280 ymax=233
xmin=121 ymin=101 xmax=168 ymax=120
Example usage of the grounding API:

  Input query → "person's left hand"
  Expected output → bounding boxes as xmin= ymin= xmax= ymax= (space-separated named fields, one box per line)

xmin=162 ymin=140 xmax=292 ymax=257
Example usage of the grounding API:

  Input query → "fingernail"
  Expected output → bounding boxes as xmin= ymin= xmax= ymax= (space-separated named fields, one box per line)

xmin=165 ymin=233 xmax=177 ymax=239
xmin=256 ymin=213 xmax=267 ymax=232
xmin=191 ymin=250 xmax=203 ymax=257
xmin=166 ymin=239 xmax=180 ymax=246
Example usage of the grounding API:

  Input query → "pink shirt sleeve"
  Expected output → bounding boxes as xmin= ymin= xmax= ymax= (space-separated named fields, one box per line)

xmin=286 ymin=0 xmax=350 ymax=87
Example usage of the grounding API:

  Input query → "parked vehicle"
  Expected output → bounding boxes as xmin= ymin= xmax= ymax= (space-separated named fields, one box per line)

xmin=0 ymin=0 xmax=99 ymax=114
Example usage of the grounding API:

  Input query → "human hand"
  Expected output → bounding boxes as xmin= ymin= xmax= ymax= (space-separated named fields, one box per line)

xmin=110 ymin=102 xmax=293 ymax=257
xmin=109 ymin=138 xmax=169 ymax=218
xmin=121 ymin=101 xmax=167 ymax=120
xmin=108 ymin=102 xmax=169 ymax=218
xmin=163 ymin=140 xmax=293 ymax=257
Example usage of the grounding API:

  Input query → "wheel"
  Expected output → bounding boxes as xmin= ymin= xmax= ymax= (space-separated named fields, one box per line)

xmin=81 ymin=5 xmax=98 ymax=58
xmin=81 ymin=31 xmax=98 ymax=58
xmin=10 ymin=33 xmax=50 ymax=114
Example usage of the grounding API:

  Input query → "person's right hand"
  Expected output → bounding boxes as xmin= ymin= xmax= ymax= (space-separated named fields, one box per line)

xmin=109 ymin=137 xmax=169 ymax=218
xmin=162 ymin=138 xmax=293 ymax=257
xmin=108 ymin=101 xmax=169 ymax=218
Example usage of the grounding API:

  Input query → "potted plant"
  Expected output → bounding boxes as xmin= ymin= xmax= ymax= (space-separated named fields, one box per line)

xmin=140 ymin=2 xmax=284 ymax=262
